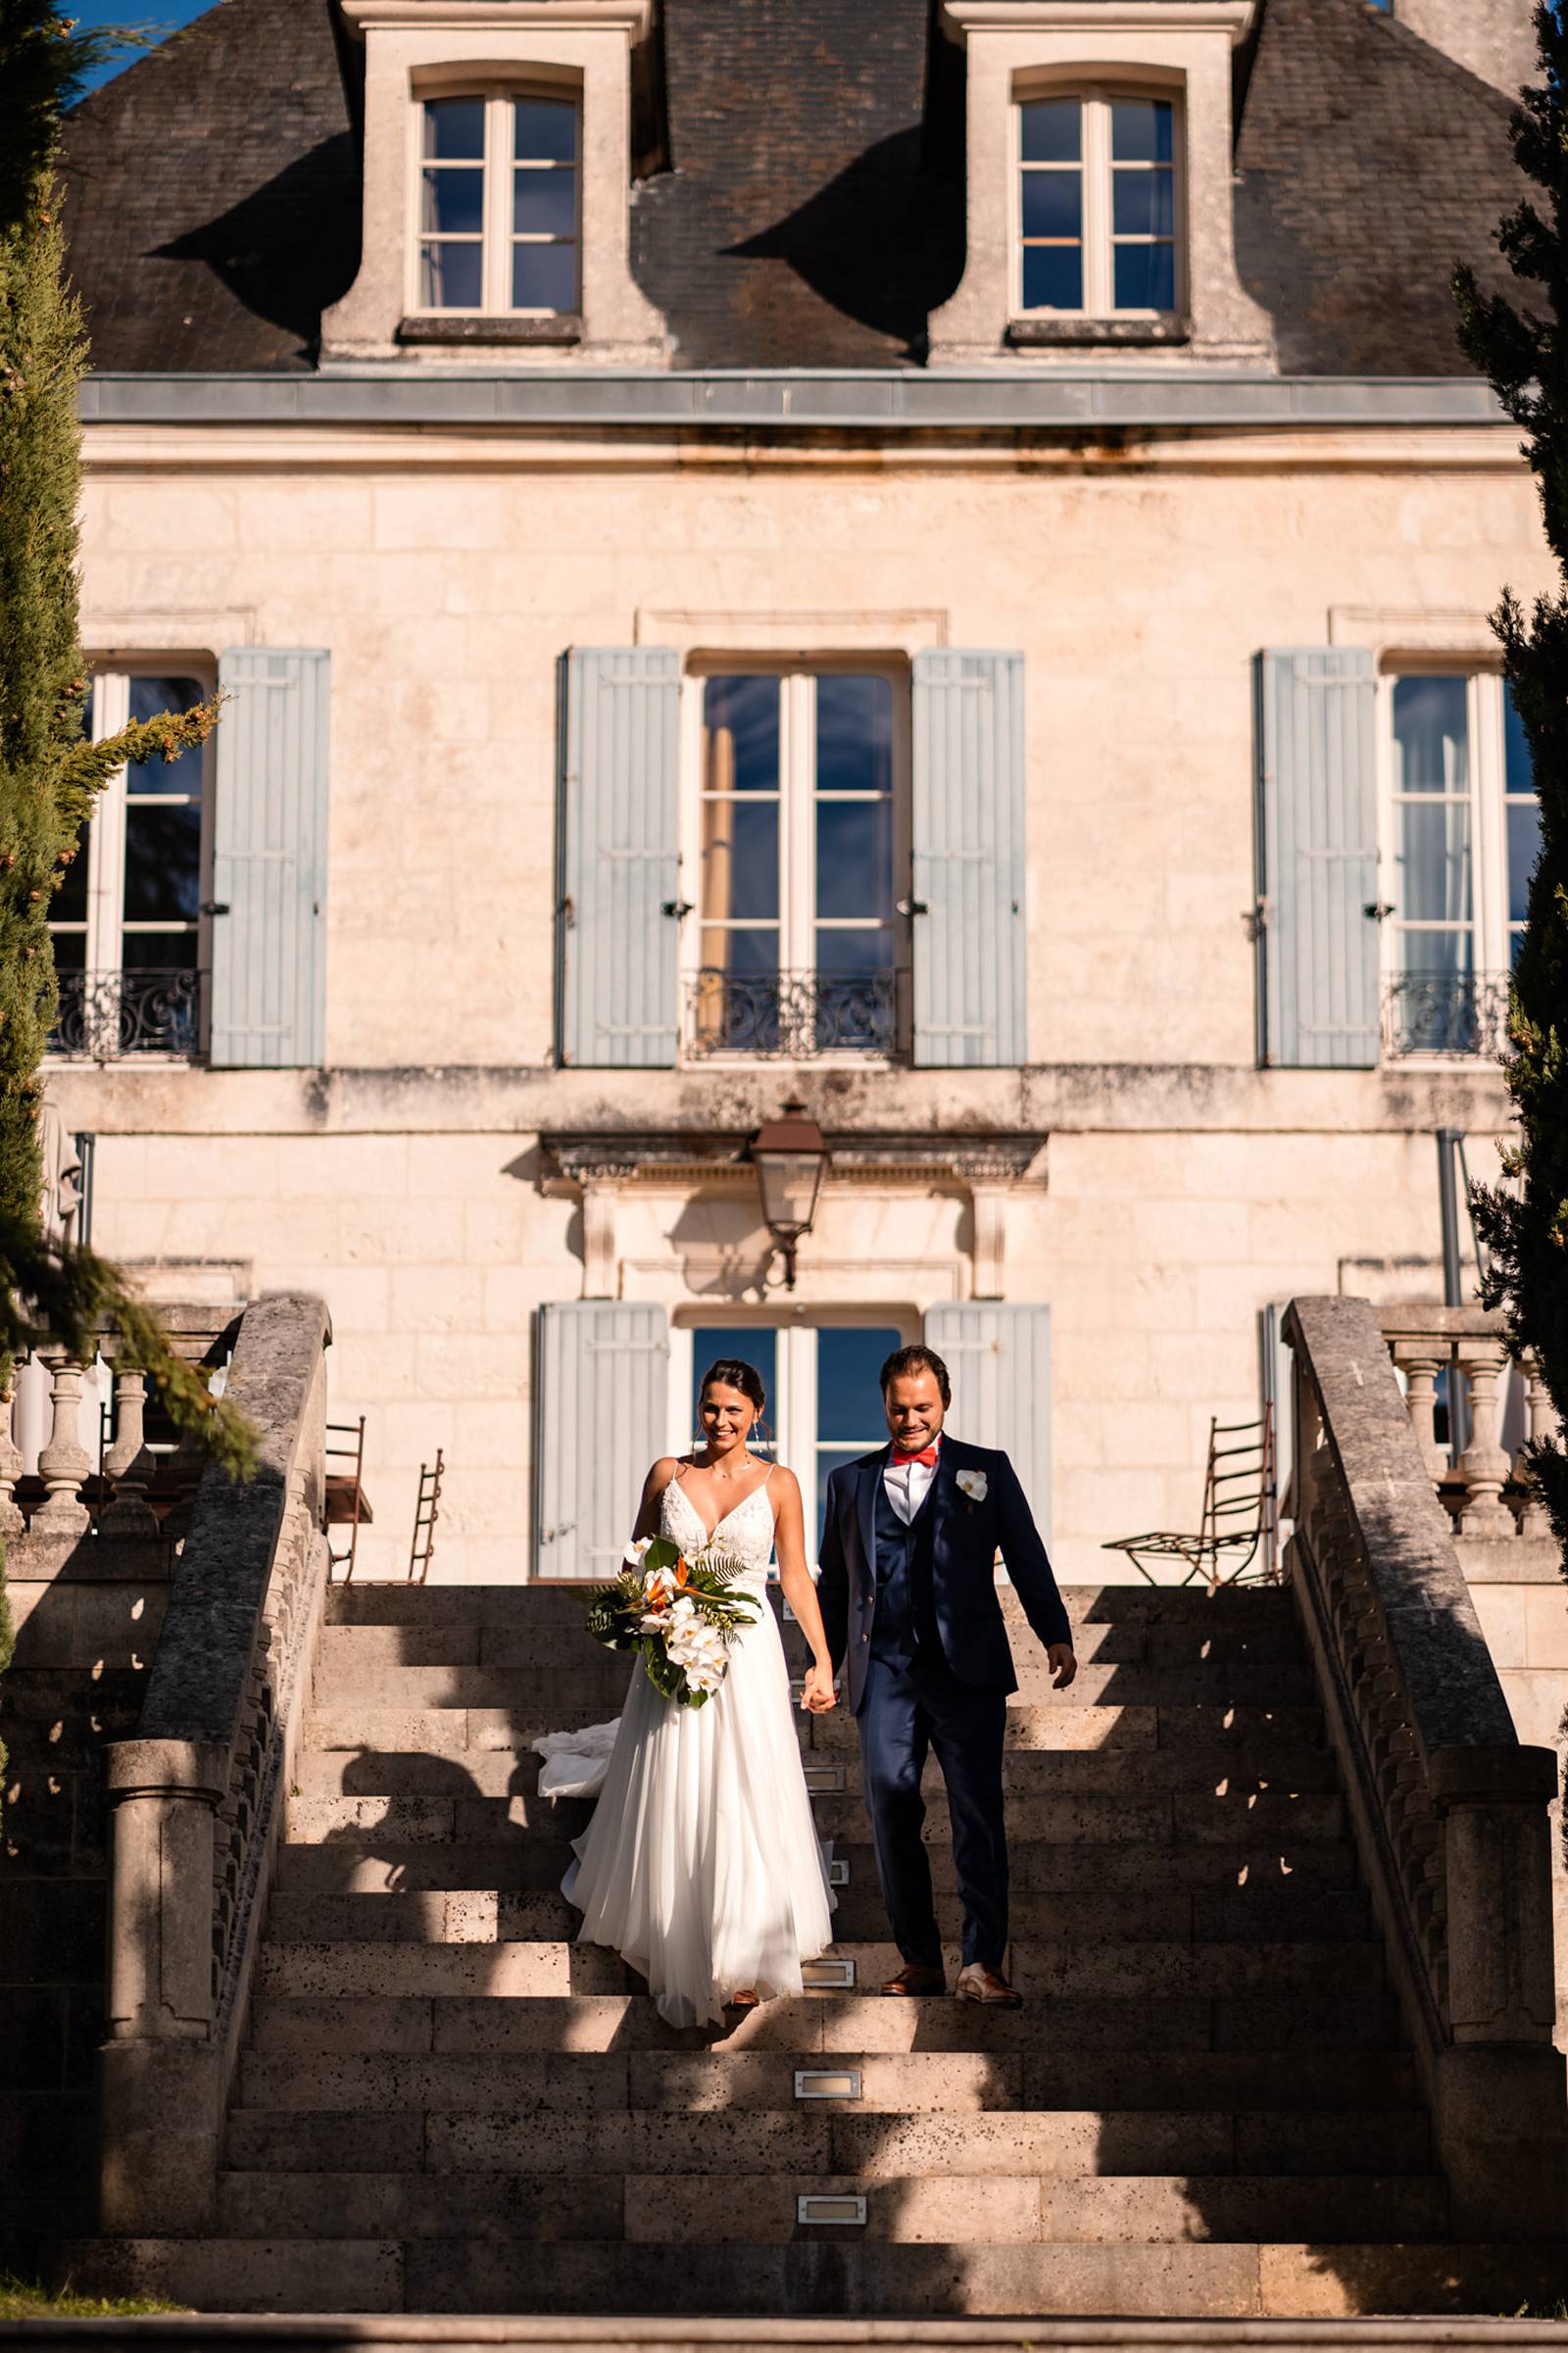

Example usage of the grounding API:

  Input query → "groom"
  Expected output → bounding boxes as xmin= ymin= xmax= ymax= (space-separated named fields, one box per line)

xmin=815 ymin=1344 xmax=1077 ymax=2007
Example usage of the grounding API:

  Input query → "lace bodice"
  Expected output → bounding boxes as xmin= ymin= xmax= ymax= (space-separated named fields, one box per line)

xmin=661 ymin=1472 xmax=775 ymax=1593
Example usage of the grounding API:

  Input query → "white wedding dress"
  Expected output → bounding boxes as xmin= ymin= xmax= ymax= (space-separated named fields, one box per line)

xmin=533 ymin=1473 xmax=836 ymax=2029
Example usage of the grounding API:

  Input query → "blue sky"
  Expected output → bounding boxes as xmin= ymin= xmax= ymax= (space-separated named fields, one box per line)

xmin=68 ymin=0 xmax=216 ymax=95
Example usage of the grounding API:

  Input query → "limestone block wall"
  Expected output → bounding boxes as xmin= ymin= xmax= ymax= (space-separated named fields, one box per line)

xmin=0 ymin=1563 xmax=171 ymax=2259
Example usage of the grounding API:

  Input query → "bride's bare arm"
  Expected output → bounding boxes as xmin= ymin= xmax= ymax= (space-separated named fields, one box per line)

xmin=632 ymin=1456 xmax=681 ymax=1543
xmin=772 ymin=1468 xmax=837 ymax=1713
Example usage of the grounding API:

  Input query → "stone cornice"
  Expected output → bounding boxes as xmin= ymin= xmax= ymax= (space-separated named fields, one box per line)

xmin=337 ymin=0 xmax=653 ymax=34
xmin=941 ymin=0 xmax=1255 ymax=36
xmin=540 ymin=1131 xmax=1050 ymax=1188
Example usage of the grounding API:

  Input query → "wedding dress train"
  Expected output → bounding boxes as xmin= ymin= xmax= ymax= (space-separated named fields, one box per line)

xmin=534 ymin=1473 xmax=835 ymax=2029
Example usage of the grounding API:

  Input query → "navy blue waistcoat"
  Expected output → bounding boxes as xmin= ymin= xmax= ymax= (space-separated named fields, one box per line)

xmin=871 ymin=1475 xmax=941 ymax=1665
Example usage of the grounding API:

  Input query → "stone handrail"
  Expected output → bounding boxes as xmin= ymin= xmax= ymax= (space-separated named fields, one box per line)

xmin=98 ymin=1293 xmax=331 ymax=2234
xmin=1284 ymin=1297 xmax=1566 ymax=2240
xmin=1379 ymin=1303 xmax=1557 ymax=1543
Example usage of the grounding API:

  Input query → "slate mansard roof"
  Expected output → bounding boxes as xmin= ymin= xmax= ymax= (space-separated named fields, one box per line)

xmin=59 ymin=0 xmax=1521 ymax=378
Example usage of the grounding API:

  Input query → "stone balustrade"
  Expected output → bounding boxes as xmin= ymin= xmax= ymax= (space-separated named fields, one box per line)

xmin=1285 ymin=1297 xmax=1566 ymax=2241
xmin=1378 ymin=1303 xmax=1557 ymax=1544
xmin=97 ymin=1294 xmax=332 ymax=2236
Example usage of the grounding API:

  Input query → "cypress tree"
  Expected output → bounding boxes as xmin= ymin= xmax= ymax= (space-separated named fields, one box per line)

xmin=0 ymin=3 xmax=255 ymax=1801
xmin=1455 ymin=4 xmax=1568 ymax=1573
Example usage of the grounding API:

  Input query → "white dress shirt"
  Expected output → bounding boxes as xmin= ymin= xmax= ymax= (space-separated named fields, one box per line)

xmin=882 ymin=1439 xmax=940 ymax=1527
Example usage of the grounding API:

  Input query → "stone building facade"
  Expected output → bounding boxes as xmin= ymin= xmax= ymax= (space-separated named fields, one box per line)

xmin=50 ymin=0 xmax=1550 ymax=1591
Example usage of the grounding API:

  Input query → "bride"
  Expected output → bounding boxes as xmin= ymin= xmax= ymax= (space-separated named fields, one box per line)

xmin=536 ymin=1357 xmax=839 ymax=2029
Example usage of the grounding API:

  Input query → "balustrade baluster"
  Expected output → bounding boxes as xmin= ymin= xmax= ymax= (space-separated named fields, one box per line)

xmin=1517 ymin=1352 xmax=1557 ymax=1540
xmin=100 ymin=1362 xmax=160 ymax=1540
xmin=0 ymin=1366 xmax=24 ymax=1537
xmin=1454 ymin=1340 xmax=1516 ymax=1537
xmin=33 ymin=1350 xmax=92 ymax=1538
xmin=1391 ymin=1344 xmax=1449 ymax=1486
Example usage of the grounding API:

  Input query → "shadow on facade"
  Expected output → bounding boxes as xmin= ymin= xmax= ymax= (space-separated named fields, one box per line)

xmin=152 ymin=135 xmax=361 ymax=360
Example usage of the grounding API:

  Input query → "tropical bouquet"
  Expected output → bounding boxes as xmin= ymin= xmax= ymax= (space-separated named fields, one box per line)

xmin=585 ymin=1533 xmax=759 ymax=1708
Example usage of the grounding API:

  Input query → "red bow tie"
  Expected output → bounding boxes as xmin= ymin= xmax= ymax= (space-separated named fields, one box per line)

xmin=893 ymin=1446 xmax=939 ymax=1468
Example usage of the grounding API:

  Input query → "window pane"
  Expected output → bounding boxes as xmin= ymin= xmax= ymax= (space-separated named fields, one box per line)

xmin=690 ymin=1327 xmax=776 ymax=1454
xmin=419 ymin=241 xmax=482 ymax=310
xmin=1112 ymin=168 xmax=1174 ymax=237
xmin=1395 ymin=926 xmax=1473 ymax=983
xmin=421 ymin=167 xmax=483 ymax=237
xmin=817 ymin=802 xmax=894 ymax=922
xmin=815 ymin=1448 xmax=863 ymax=1548
xmin=514 ymin=96 xmax=577 ymax=163
xmin=1504 ymin=682 xmax=1534 ymax=795
xmin=703 ymin=676 xmax=780 ymax=795
xmin=1021 ymin=171 xmax=1082 ymax=241
xmin=698 ymin=925 xmax=776 ymax=978
xmin=1022 ymin=243 xmax=1082 ymax=310
xmin=52 ymin=824 xmax=89 ymax=927
xmin=51 ymin=931 xmax=86 ymax=973
xmin=1020 ymin=98 xmax=1080 ymax=162
xmin=817 ymin=1327 xmax=903 ymax=1444
xmin=123 ymin=805 xmax=202 ymax=926
xmin=127 ymin=677 xmax=205 ymax=796
xmin=1396 ymin=801 xmax=1473 ymax=923
xmin=423 ymin=98 xmax=485 ymax=160
xmin=1392 ymin=675 xmax=1469 ymax=795
xmin=1111 ymin=98 xmax=1173 ymax=162
xmin=1509 ymin=798 xmax=1543 ymax=925
xmin=816 ymin=674 xmax=894 ymax=796
xmin=511 ymin=241 xmax=577 ymax=311
xmin=815 ymin=926 xmax=892 ymax=979
xmin=701 ymin=794 xmax=779 ymax=922
xmin=1112 ymin=241 xmax=1175 ymax=311
xmin=514 ymin=168 xmax=576 ymax=238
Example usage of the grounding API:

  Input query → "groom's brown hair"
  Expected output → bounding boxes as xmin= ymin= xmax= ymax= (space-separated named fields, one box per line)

xmin=879 ymin=1344 xmax=952 ymax=1406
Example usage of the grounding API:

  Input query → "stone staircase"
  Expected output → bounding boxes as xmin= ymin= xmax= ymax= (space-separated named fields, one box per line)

xmin=61 ymin=1580 xmax=1566 ymax=2318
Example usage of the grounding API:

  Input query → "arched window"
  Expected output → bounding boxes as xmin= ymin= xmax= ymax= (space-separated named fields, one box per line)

xmin=416 ymin=89 xmax=580 ymax=316
xmin=1017 ymin=90 xmax=1178 ymax=318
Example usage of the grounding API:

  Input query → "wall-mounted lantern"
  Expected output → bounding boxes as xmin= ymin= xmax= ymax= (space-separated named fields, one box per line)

xmin=749 ymin=1101 xmax=830 ymax=1291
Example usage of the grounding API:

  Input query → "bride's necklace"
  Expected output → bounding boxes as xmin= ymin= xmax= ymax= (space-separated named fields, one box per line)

xmin=705 ymin=1448 xmax=754 ymax=1484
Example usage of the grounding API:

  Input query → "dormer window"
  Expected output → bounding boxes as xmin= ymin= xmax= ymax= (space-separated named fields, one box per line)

xmin=1018 ymin=93 xmax=1176 ymax=319
xmin=417 ymin=92 xmax=580 ymax=317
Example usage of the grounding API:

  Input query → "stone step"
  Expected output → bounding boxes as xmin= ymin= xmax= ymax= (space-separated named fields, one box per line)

xmin=292 ymin=1742 xmax=1337 ymax=1801
xmin=311 ymin=1643 xmax=1318 ymax=1712
xmin=206 ymin=2167 xmax=1446 ymax=2246
xmin=243 ymin=1998 xmax=1415 ymax=2076
xmin=276 ymin=1837 xmax=1363 ymax=1896
xmin=253 ymin=1936 xmax=1384 ymax=2008
xmin=282 ymin=1789 xmax=1347 ymax=1849
xmin=323 ymin=1582 xmax=1297 ymax=1630
xmin=261 ymin=1883 xmax=1372 ymax=1950
xmin=810 ymin=1704 xmax=1326 ymax=1751
xmin=454 ymin=1620 xmax=1310 ymax=1672
xmin=55 ymin=2233 xmax=1568 ymax=2319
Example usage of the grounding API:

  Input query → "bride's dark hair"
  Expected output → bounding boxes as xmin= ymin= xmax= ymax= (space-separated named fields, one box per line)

xmin=698 ymin=1357 xmax=766 ymax=1414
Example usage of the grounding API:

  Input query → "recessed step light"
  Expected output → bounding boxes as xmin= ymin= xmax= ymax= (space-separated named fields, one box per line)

xmin=827 ymin=1857 xmax=849 ymax=1887
xmin=804 ymin=1765 xmax=846 ymax=1793
xmin=798 ymin=2193 xmax=867 ymax=2226
xmin=794 ymin=2068 xmax=862 ymax=2101
xmin=802 ymin=1956 xmax=856 ymax=1989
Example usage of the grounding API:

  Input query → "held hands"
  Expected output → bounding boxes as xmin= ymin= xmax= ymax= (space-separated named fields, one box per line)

xmin=1047 ymin=1642 xmax=1078 ymax=1691
xmin=800 ymin=1661 xmax=838 ymax=1714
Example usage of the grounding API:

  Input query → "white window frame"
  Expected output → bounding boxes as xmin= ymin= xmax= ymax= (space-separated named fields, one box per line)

xmin=667 ymin=1311 xmax=916 ymax=1569
xmin=676 ymin=658 xmax=912 ymax=1064
xmin=409 ymin=85 xmax=582 ymax=319
xmin=1012 ymin=82 xmax=1184 ymax=321
xmin=1376 ymin=665 xmax=1520 ymax=1057
xmin=48 ymin=663 xmax=215 ymax=1057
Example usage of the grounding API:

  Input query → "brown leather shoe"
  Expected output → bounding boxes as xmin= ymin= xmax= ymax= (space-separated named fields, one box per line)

xmin=955 ymin=1962 xmax=1023 ymax=2008
xmin=880 ymin=1963 xmax=946 ymax=1997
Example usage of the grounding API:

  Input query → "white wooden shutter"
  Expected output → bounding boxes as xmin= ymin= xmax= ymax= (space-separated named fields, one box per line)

xmin=559 ymin=648 xmax=680 ymax=1067
xmin=534 ymin=1301 xmax=668 ymax=1579
xmin=211 ymin=648 xmax=330 ymax=1067
xmin=910 ymin=649 xmax=1027 ymax=1067
xmin=924 ymin=1301 xmax=1052 ymax=1539
xmin=1257 ymin=648 xmax=1380 ymax=1068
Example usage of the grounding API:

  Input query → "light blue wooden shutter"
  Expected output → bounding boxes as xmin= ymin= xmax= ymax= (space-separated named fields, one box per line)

xmin=910 ymin=649 xmax=1026 ymax=1068
xmin=211 ymin=648 xmax=330 ymax=1067
xmin=924 ymin=1302 xmax=1052 ymax=1542
xmin=1257 ymin=648 xmax=1380 ymax=1068
xmin=560 ymin=648 xmax=680 ymax=1067
xmin=534 ymin=1301 xmax=668 ymax=1579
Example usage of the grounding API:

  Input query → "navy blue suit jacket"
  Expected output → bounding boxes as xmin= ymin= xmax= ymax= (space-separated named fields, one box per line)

xmin=816 ymin=1434 xmax=1071 ymax=1714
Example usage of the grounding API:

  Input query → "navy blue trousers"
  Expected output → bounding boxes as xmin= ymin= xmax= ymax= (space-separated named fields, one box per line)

xmin=857 ymin=1646 xmax=1008 ymax=1971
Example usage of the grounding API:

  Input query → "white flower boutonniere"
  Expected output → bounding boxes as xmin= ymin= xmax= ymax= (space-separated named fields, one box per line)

xmin=956 ymin=1468 xmax=988 ymax=1511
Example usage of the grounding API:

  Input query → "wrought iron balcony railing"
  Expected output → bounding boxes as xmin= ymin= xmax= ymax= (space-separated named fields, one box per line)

xmin=686 ymin=966 xmax=902 ymax=1058
xmin=1382 ymin=969 xmax=1511 ymax=1059
xmin=49 ymin=967 xmax=204 ymax=1061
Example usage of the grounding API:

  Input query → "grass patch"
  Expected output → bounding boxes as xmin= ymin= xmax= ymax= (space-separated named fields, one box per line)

xmin=0 ymin=2276 xmax=188 ymax=2319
